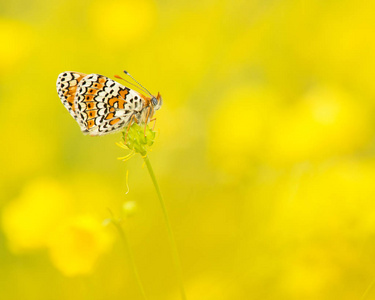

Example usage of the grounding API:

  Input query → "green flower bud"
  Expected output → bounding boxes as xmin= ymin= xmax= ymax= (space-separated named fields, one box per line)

xmin=121 ymin=123 xmax=156 ymax=156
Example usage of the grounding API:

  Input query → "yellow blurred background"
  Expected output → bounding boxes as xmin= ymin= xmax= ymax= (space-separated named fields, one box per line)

xmin=1 ymin=0 xmax=375 ymax=299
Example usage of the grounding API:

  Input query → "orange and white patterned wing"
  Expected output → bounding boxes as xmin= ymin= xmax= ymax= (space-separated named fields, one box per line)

xmin=56 ymin=71 xmax=87 ymax=120
xmin=74 ymin=74 xmax=145 ymax=136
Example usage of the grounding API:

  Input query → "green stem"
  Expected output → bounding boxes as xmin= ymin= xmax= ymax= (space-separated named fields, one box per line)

xmin=143 ymin=155 xmax=187 ymax=300
xmin=362 ymin=277 xmax=375 ymax=300
xmin=112 ymin=220 xmax=148 ymax=300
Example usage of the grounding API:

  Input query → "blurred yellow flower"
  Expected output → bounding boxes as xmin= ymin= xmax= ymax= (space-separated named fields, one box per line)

xmin=48 ymin=215 xmax=113 ymax=276
xmin=256 ymin=158 xmax=375 ymax=298
xmin=276 ymin=159 xmax=375 ymax=235
xmin=1 ymin=178 xmax=72 ymax=252
xmin=0 ymin=18 xmax=34 ymax=71
xmin=268 ymin=86 xmax=372 ymax=164
xmin=208 ymin=85 xmax=279 ymax=174
xmin=89 ymin=0 xmax=156 ymax=47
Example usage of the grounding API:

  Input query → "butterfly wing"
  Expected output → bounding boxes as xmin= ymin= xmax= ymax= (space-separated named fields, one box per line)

xmin=56 ymin=71 xmax=87 ymax=120
xmin=74 ymin=74 xmax=145 ymax=136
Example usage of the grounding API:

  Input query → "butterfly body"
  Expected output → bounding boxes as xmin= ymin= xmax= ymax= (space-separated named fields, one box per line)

xmin=56 ymin=71 xmax=162 ymax=136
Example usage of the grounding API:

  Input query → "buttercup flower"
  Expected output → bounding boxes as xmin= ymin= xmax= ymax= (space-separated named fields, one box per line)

xmin=1 ymin=178 xmax=71 ymax=252
xmin=48 ymin=215 xmax=113 ymax=276
xmin=118 ymin=123 xmax=156 ymax=158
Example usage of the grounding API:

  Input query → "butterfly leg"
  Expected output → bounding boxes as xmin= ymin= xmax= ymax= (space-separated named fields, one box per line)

xmin=149 ymin=118 xmax=157 ymax=131
xmin=124 ymin=114 xmax=139 ymax=143
xmin=143 ymin=107 xmax=152 ymax=136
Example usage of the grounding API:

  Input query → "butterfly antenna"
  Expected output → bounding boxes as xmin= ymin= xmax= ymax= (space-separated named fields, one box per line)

xmin=114 ymin=75 xmax=150 ymax=95
xmin=123 ymin=70 xmax=153 ymax=97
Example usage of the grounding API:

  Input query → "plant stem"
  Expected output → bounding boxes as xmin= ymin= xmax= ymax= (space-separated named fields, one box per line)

xmin=143 ymin=155 xmax=187 ymax=300
xmin=362 ymin=277 xmax=375 ymax=300
xmin=112 ymin=221 xmax=148 ymax=300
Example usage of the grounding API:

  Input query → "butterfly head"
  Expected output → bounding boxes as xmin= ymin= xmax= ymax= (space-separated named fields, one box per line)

xmin=151 ymin=92 xmax=163 ymax=111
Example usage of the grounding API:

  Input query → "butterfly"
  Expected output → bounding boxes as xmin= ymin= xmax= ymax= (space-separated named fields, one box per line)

xmin=56 ymin=71 xmax=162 ymax=136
